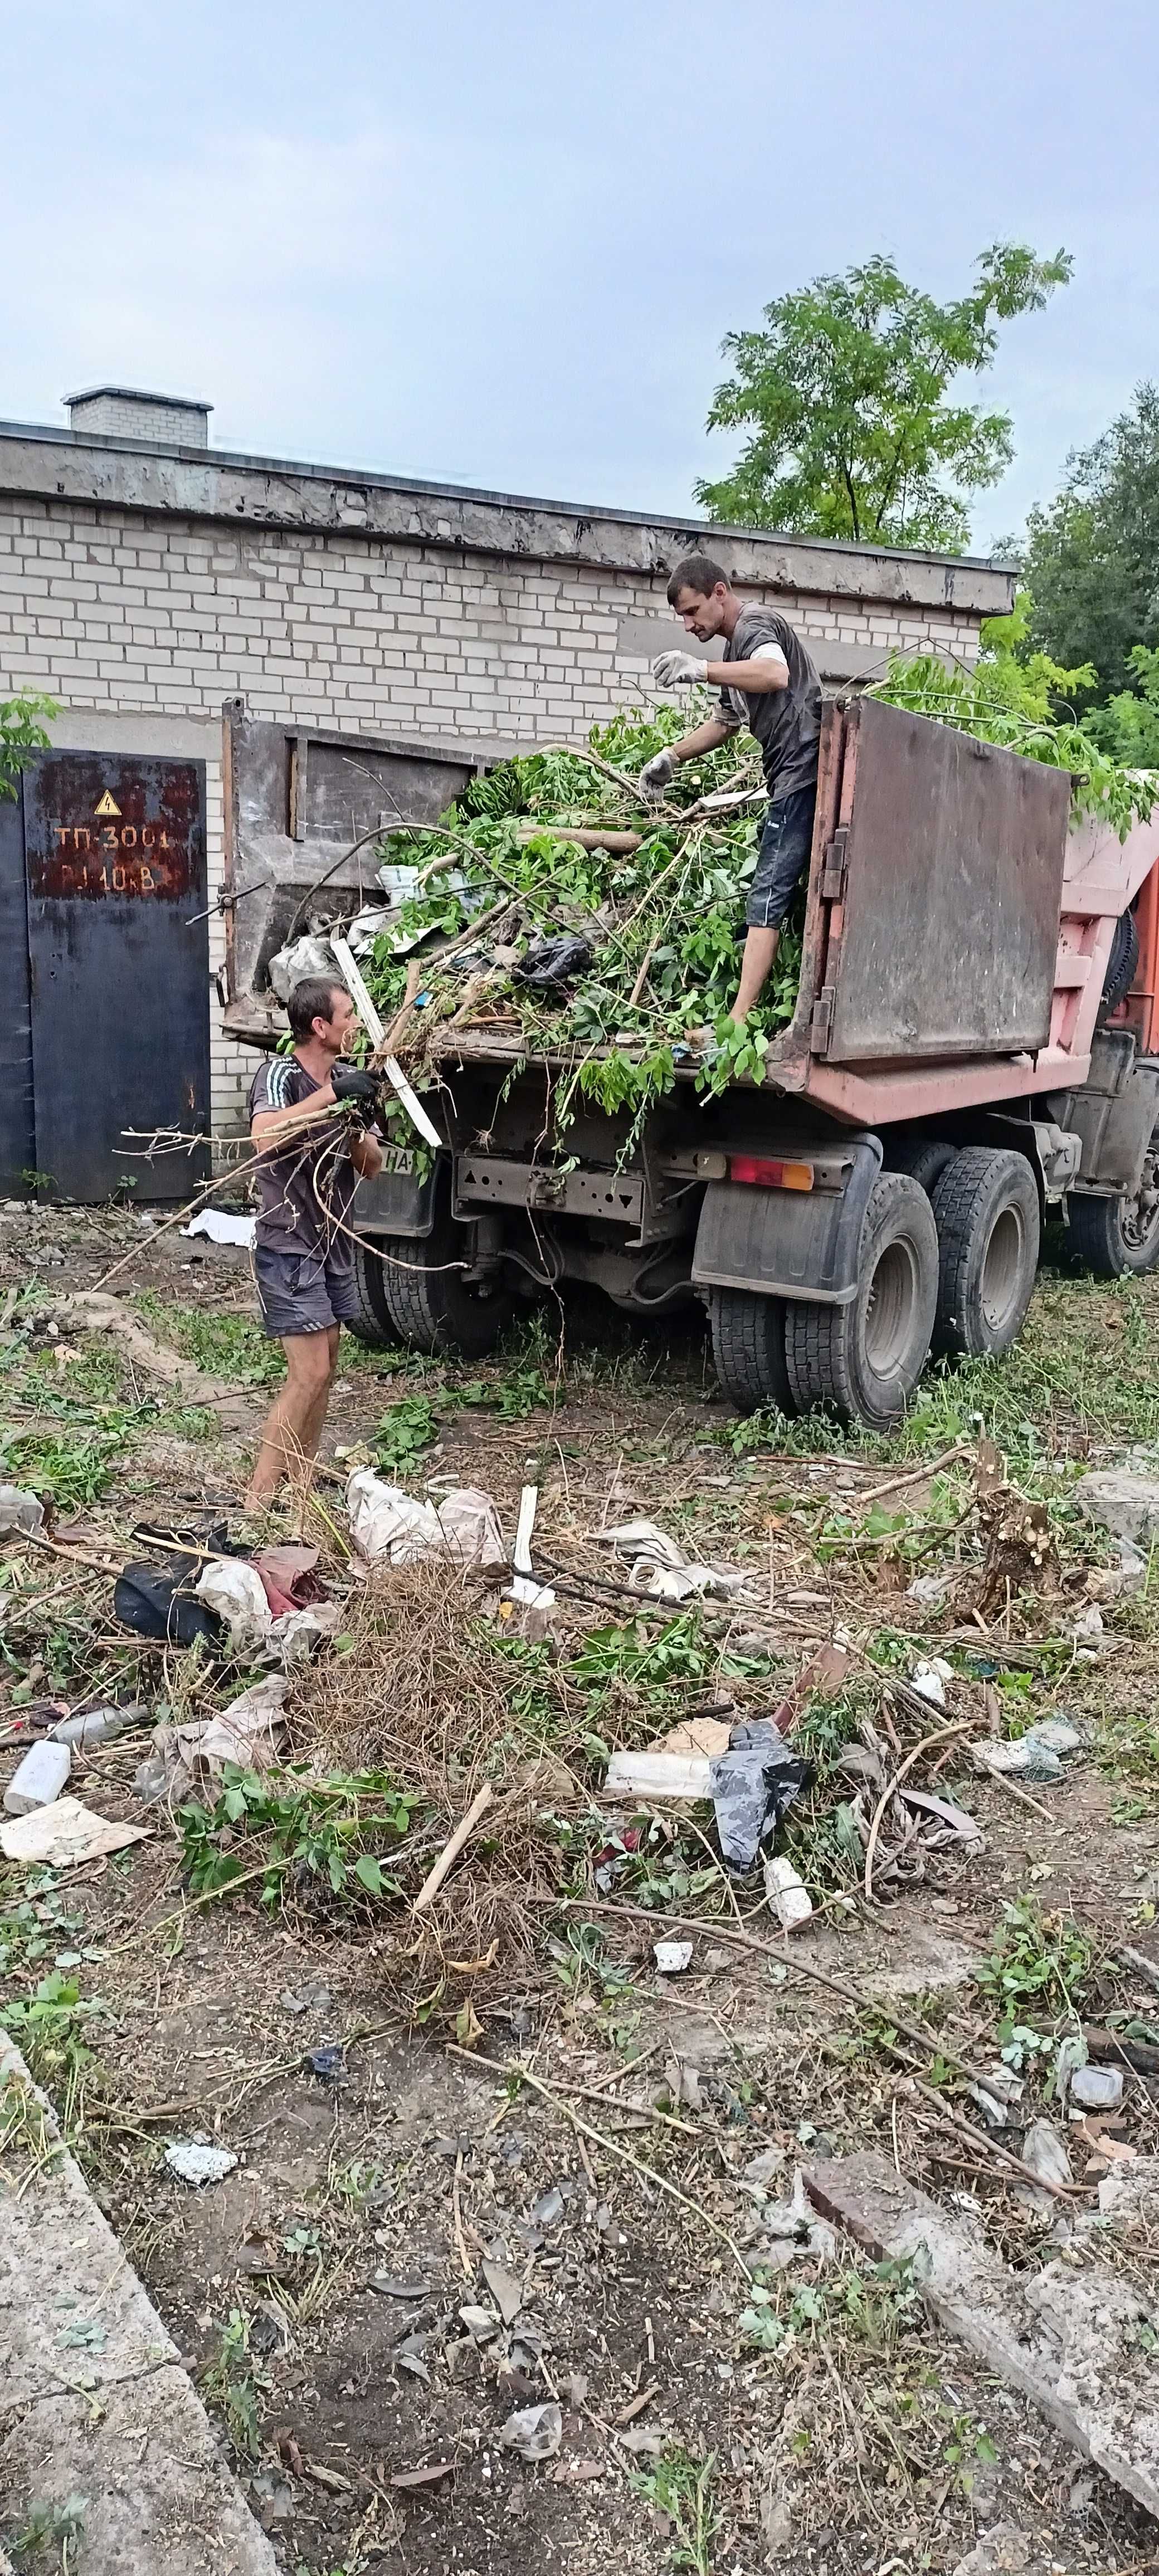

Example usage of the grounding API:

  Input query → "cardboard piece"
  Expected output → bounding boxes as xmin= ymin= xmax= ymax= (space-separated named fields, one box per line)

xmin=0 ymin=1796 xmax=152 ymax=1868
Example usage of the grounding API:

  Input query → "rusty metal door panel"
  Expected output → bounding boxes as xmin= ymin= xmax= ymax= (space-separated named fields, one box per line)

xmin=0 ymin=786 xmax=35 ymax=1193
xmin=23 ymin=753 xmax=210 ymax=1202
xmin=822 ymin=699 xmax=1072 ymax=1065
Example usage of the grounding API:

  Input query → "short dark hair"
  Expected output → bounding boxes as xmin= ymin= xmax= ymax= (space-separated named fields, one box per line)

xmin=288 ymin=975 xmax=349 ymax=1041
xmin=666 ymin=552 xmax=731 ymax=607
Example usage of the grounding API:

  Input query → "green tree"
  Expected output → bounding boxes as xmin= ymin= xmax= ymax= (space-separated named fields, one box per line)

xmin=1024 ymin=384 xmax=1159 ymax=699
xmin=1087 ymin=645 xmax=1159 ymax=767
xmin=0 ymin=693 xmax=57 ymax=798
xmin=696 ymin=243 xmax=1072 ymax=552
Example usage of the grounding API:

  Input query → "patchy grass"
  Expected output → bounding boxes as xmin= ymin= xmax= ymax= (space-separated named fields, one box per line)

xmin=134 ymin=1294 xmax=283 ymax=1387
xmin=631 ymin=2448 xmax=720 ymax=2576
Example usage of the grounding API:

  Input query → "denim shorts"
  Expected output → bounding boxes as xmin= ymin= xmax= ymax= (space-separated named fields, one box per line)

xmin=746 ymin=783 xmax=818 ymax=929
xmin=255 ymin=1245 xmax=361 ymax=1339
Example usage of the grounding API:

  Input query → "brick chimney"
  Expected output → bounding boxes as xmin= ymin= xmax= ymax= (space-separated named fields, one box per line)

xmin=64 ymin=387 xmax=212 ymax=447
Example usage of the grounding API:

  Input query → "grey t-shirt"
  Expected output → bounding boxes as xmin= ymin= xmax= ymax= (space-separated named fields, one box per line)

xmin=248 ymin=1053 xmax=357 ymax=1265
xmin=718 ymin=606 xmax=821 ymax=800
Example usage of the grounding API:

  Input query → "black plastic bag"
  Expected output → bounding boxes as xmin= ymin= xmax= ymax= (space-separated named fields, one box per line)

xmin=113 ymin=1559 xmax=223 ymax=1648
xmin=514 ymin=934 xmax=593 ymax=992
xmin=709 ymin=1719 xmax=815 ymax=1872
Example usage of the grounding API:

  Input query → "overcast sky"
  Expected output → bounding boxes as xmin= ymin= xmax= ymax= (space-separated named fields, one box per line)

xmin=3 ymin=0 xmax=1155 ymax=557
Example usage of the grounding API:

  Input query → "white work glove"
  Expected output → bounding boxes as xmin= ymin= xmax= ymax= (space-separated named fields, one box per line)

xmin=638 ymin=748 xmax=678 ymax=799
xmin=653 ymin=648 xmax=710 ymax=688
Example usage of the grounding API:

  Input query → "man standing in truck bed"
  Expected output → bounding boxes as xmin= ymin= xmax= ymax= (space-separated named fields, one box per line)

xmin=639 ymin=552 xmax=821 ymax=1023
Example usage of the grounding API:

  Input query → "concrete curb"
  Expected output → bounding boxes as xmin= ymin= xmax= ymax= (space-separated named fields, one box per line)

xmin=0 ymin=2030 xmax=279 ymax=2574
xmin=806 ymin=2150 xmax=1159 ymax=2521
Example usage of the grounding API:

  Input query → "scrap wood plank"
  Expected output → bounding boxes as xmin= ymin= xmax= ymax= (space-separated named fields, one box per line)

xmin=805 ymin=2150 xmax=1159 ymax=2518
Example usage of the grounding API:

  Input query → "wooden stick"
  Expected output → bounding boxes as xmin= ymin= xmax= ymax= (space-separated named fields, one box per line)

xmin=411 ymin=1784 xmax=495 ymax=1916
xmin=446 ymin=2045 xmax=753 ymax=2279
xmin=863 ymin=1720 xmax=977 ymax=1902
xmin=628 ymin=936 xmax=660 ymax=1009
xmin=851 ymin=1446 xmax=973 ymax=1508
xmin=514 ymin=824 xmax=641 ymax=853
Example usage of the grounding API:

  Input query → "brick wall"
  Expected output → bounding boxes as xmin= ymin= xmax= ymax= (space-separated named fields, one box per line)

xmin=0 ymin=479 xmax=1000 ymax=1134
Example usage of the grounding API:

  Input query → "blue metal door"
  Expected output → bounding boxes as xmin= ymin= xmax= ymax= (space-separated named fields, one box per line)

xmin=7 ymin=752 xmax=212 ymax=1203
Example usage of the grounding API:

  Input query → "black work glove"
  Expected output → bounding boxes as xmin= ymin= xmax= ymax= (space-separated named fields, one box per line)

xmin=331 ymin=1062 xmax=380 ymax=1108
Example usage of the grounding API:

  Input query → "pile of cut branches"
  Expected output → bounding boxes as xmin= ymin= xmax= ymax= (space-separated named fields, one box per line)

xmin=361 ymin=706 xmax=800 ymax=1130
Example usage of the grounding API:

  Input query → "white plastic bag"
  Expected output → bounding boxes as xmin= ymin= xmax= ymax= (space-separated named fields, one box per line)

xmin=194 ymin=1557 xmax=274 ymax=1655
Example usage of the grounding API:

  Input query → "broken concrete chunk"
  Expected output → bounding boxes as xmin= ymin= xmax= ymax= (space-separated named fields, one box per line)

xmin=910 ymin=1655 xmax=953 ymax=1706
xmin=805 ymin=2148 xmax=1159 ymax=2518
xmin=653 ymin=1939 xmax=694 ymax=1974
xmin=1075 ymin=1467 xmax=1159 ymax=1548
xmin=457 ymin=2304 xmax=499 ymax=2342
xmin=499 ymin=2400 xmax=562 ymax=2463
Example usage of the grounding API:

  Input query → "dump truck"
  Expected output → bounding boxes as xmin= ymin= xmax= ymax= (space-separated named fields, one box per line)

xmin=221 ymin=693 xmax=1159 ymax=1430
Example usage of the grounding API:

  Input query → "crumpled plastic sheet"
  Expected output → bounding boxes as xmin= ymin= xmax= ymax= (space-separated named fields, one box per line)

xmin=597 ymin=1518 xmax=751 ymax=1603
xmin=709 ymin=1719 xmax=815 ymax=1872
xmin=348 ymin=1468 xmax=506 ymax=1570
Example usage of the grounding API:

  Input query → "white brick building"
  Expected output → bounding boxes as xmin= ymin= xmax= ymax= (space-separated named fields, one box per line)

xmin=0 ymin=389 xmax=1015 ymax=1134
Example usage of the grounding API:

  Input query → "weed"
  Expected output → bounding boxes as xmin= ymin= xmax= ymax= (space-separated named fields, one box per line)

xmin=328 ymin=2154 xmax=386 ymax=2210
xmin=976 ymin=1896 xmax=1095 ymax=2023
xmin=178 ymin=1763 xmax=420 ymax=1907
xmin=199 ymin=2309 xmax=267 ymax=2460
xmin=135 ymin=1295 xmax=283 ymax=1387
xmin=373 ymin=1394 xmax=438 ymax=1475
xmin=571 ymin=1613 xmax=710 ymax=1694
xmin=631 ymin=2447 xmax=720 ymax=2576
xmin=2 ymin=1972 xmax=107 ymax=2128
xmin=741 ymin=2253 xmax=923 ymax=2357
xmin=0 ymin=1887 xmax=90 ymax=1975
xmin=11 ymin=2492 xmax=87 ymax=2571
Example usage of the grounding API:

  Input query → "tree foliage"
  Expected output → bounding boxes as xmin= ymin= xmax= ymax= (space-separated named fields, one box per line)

xmin=1024 ymin=384 xmax=1159 ymax=699
xmin=696 ymin=243 xmax=1072 ymax=552
xmin=0 ymin=693 xmax=57 ymax=799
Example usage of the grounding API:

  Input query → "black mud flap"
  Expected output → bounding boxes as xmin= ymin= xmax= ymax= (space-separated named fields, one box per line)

xmin=351 ymin=1148 xmax=442 ymax=1240
xmin=691 ymin=1138 xmax=883 ymax=1305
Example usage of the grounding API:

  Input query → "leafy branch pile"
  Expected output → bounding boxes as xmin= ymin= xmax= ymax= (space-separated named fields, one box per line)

xmin=361 ymin=706 xmax=801 ymax=1127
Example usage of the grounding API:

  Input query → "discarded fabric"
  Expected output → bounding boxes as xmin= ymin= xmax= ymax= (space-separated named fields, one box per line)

xmin=194 ymin=1557 xmax=274 ymax=1656
xmin=114 ymin=1558 xmax=222 ymax=1649
xmin=348 ymin=1468 xmax=505 ymax=1569
xmin=597 ymin=1516 xmax=749 ymax=1603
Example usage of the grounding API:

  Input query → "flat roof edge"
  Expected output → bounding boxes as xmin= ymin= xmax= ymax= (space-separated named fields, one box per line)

xmin=0 ymin=418 xmax=1017 ymax=607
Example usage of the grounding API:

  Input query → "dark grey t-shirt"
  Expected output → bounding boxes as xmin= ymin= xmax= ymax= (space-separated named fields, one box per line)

xmin=718 ymin=605 xmax=821 ymax=800
xmin=248 ymin=1053 xmax=357 ymax=1265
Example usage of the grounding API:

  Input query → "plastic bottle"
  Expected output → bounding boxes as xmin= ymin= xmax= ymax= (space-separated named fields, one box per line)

xmin=52 ymin=1707 xmax=132 ymax=1749
xmin=3 ymin=1740 xmax=71 ymax=1815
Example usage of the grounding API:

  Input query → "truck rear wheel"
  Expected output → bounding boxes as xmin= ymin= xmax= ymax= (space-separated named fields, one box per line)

xmin=709 ymin=1287 xmax=796 ymax=1416
xmin=884 ymin=1138 xmax=957 ymax=1197
xmin=783 ymin=1173 xmax=938 ymax=1431
xmin=929 ymin=1148 xmax=1040 ymax=1357
xmin=346 ymin=1238 xmax=400 ymax=1350
xmin=1067 ymin=1127 xmax=1159 ymax=1277
xmin=376 ymin=1200 xmax=514 ymax=1358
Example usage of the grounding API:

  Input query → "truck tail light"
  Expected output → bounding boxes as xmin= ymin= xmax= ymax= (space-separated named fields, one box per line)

xmin=729 ymin=1155 xmax=814 ymax=1191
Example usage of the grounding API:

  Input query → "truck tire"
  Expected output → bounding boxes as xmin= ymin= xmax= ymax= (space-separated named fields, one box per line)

xmin=783 ymin=1173 xmax=938 ymax=1431
xmin=377 ymin=1210 xmax=514 ymax=1358
xmin=929 ymin=1148 xmax=1040 ymax=1357
xmin=709 ymin=1287 xmax=797 ymax=1416
xmin=1098 ymin=910 xmax=1139 ymax=1021
xmin=345 ymin=1238 xmax=400 ymax=1350
xmin=884 ymin=1138 xmax=957 ymax=1197
xmin=1067 ymin=1123 xmax=1159 ymax=1277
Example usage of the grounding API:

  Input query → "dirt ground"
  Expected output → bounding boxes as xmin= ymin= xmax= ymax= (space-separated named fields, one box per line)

xmin=2 ymin=1196 xmax=1158 ymax=2576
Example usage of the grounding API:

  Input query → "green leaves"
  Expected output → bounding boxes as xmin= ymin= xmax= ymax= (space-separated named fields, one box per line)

xmin=696 ymin=242 xmax=1071 ymax=550
xmin=0 ymin=692 xmax=59 ymax=802
xmin=178 ymin=1763 xmax=417 ymax=1913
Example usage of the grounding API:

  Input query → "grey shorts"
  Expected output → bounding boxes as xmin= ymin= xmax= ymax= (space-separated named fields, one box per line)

xmin=255 ymin=1245 xmax=361 ymax=1339
xmin=746 ymin=783 xmax=818 ymax=929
